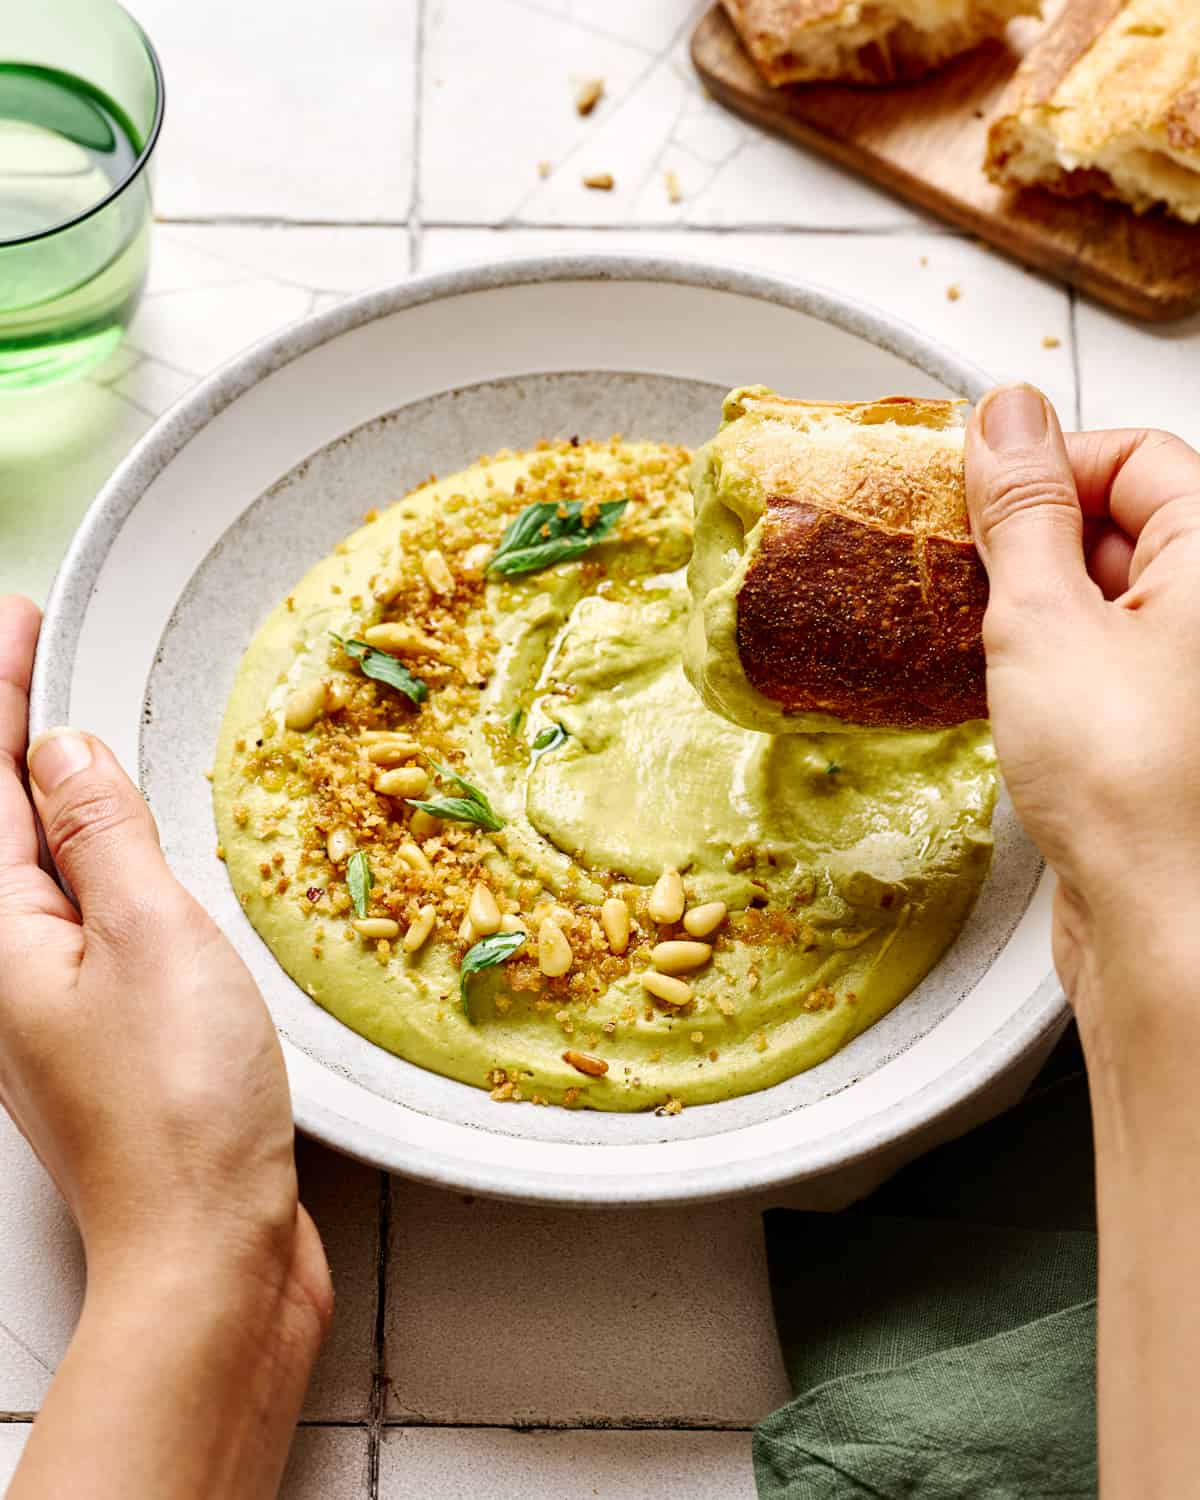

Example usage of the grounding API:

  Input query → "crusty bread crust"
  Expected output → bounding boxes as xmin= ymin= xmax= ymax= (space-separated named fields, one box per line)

xmin=986 ymin=0 xmax=1200 ymax=222
xmin=689 ymin=390 xmax=989 ymax=732
xmin=722 ymin=0 xmax=1038 ymax=86
xmin=738 ymin=496 xmax=988 ymax=729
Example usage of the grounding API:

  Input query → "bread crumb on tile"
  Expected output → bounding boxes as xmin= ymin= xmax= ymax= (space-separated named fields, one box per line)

xmin=664 ymin=168 xmax=683 ymax=204
xmin=583 ymin=172 xmax=615 ymax=191
xmin=575 ymin=77 xmax=605 ymax=116
xmin=1042 ymin=334 xmax=1061 ymax=349
xmin=946 ymin=283 xmax=962 ymax=302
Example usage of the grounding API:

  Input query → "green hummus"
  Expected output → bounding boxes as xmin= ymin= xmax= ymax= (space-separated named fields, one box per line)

xmin=214 ymin=438 xmax=996 ymax=1112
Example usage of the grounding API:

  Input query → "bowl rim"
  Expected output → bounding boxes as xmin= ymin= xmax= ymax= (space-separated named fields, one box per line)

xmin=30 ymin=252 xmax=1066 ymax=1202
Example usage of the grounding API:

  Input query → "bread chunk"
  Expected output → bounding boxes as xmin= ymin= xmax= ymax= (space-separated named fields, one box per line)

xmin=987 ymin=0 xmax=1200 ymax=223
xmin=721 ymin=0 xmax=1039 ymax=86
xmin=685 ymin=387 xmax=989 ymax=733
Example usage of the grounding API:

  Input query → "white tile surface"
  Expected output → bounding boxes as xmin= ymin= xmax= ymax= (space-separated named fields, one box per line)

xmin=125 ymin=0 xmax=418 ymax=221
xmin=380 ymin=1427 xmax=757 ymax=1498
xmin=0 ymin=1421 xmax=369 ymax=1497
xmin=1077 ymin=305 xmax=1200 ymax=448
xmin=385 ymin=1184 xmax=790 ymax=1426
xmin=421 ymin=0 xmax=916 ymax=228
xmin=421 ymin=227 xmax=1077 ymax=416
xmin=298 ymin=1142 xmax=379 ymax=1422
xmin=0 ymin=1425 xmax=30 ymax=1491
xmin=0 ymin=1119 xmax=83 ymax=1415
xmin=281 ymin=1427 xmax=369 ymax=1500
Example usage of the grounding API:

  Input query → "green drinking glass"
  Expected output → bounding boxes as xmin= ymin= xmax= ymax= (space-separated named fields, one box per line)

xmin=0 ymin=0 xmax=164 ymax=391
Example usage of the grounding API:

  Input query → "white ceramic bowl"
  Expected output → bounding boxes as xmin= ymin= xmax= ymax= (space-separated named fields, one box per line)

xmin=31 ymin=256 xmax=1064 ymax=1206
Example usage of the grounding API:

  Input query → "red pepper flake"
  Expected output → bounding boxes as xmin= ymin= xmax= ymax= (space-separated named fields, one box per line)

xmin=306 ymin=886 xmax=325 ymax=902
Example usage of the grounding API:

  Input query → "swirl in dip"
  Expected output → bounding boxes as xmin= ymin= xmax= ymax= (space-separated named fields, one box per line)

xmin=213 ymin=435 xmax=996 ymax=1112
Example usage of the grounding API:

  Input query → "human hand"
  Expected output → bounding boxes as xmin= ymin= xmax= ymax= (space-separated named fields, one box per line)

xmin=964 ymin=385 xmax=1200 ymax=1027
xmin=0 ymin=595 xmax=331 ymax=1499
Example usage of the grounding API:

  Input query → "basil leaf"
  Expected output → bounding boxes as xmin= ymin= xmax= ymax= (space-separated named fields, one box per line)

xmin=346 ymin=850 xmax=372 ymax=919
xmin=407 ymin=794 xmax=503 ymax=831
xmin=531 ymin=723 xmax=568 ymax=759
xmin=488 ymin=498 xmax=628 ymax=577
xmin=330 ymin=632 xmax=427 ymax=705
xmin=459 ymin=929 xmax=526 ymax=1020
xmin=407 ymin=758 xmax=504 ymax=833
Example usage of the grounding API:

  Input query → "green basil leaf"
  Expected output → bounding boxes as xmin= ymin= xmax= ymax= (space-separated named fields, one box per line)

xmin=330 ymin=632 xmax=427 ymax=705
xmin=531 ymin=723 xmax=568 ymax=759
xmin=346 ymin=850 xmax=372 ymax=919
xmin=406 ymin=795 xmax=503 ymax=832
xmin=487 ymin=498 xmax=628 ymax=577
xmin=459 ymin=929 xmax=527 ymax=1020
xmin=407 ymin=758 xmax=504 ymax=832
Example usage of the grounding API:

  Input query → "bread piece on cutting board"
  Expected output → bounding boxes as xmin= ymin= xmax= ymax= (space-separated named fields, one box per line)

xmin=987 ymin=0 xmax=1200 ymax=222
xmin=720 ymin=0 xmax=1040 ymax=86
xmin=685 ymin=387 xmax=989 ymax=734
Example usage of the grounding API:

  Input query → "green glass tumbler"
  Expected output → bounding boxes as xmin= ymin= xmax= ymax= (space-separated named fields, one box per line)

xmin=0 ymin=1 xmax=164 ymax=391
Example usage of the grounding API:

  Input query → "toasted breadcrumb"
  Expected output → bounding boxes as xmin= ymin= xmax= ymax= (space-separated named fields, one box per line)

xmin=583 ymin=172 xmax=614 ymax=190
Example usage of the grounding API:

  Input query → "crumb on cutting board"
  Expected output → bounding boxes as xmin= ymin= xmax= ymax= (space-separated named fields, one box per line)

xmin=946 ymin=283 xmax=962 ymax=302
xmin=537 ymin=159 xmax=551 ymax=178
xmin=583 ymin=172 xmax=614 ymax=191
xmin=665 ymin=168 xmax=683 ymax=204
xmin=1042 ymin=335 xmax=1061 ymax=349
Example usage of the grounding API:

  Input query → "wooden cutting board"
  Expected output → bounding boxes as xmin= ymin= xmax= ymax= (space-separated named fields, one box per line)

xmin=691 ymin=5 xmax=1200 ymax=321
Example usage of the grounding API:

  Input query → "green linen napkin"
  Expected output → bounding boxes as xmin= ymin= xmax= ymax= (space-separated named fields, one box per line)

xmin=755 ymin=1030 xmax=1098 ymax=1499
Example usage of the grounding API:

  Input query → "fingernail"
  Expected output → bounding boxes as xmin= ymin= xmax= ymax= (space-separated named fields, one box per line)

xmin=979 ymin=384 xmax=1049 ymax=452
xmin=28 ymin=728 xmax=93 ymax=793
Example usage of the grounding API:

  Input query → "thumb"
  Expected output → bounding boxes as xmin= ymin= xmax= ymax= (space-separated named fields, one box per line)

xmin=27 ymin=727 xmax=170 ymax=936
xmin=965 ymin=383 xmax=1097 ymax=641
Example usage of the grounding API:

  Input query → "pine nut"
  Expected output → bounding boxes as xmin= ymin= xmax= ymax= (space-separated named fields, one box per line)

xmin=366 ymin=739 xmax=420 ymax=765
xmin=538 ymin=918 xmax=573 ymax=977
xmin=468 ymin=883 xmax=501 ymax=936
xmin=651 ymin=940 xmax=712 ymax=975
xmin=600 ymin=896 xmax=630 ymax=954
xmin=409 ymin=808 xmax=440 ymax=838
xmin=375 ymin=767 xmax=429 ymax=798
xmin=459 ymin=911 xmax=475 ymax=944
xmin=641 ymin=971 xmax=692 ymax=1007
xmin=284 ymin=679 xmax=327 ymax=731
xmin=404 ymin=905 xmax=436 ymax=952
xmin=563 ymin=1049 xmax=609 ymax=1077
xmin=353 ymin=917 xmax=400 ymax=939
xmin=422 ymin=548 xmax=455 ymax=596
xmin=683 ymin=901 xmax=727 ymax=938
xmin=397 ymin=841 xmax=434 ymax=877
xmin=648 ymin=866 xmax=685 ymax=924
xmin=374 ymin=572 xmax=405 ymax=604
xmin=325 ymin=676 xmax=353 ymax=712
xmin=462 ymin=542 xmax=493 ymax=574
xmin=326 ymin=828 xmax=355 ymax=864
xmin=500 ymin=913 xmax=526 ymax=933
xmin=363 ymin=622 xmax=448 ymax=658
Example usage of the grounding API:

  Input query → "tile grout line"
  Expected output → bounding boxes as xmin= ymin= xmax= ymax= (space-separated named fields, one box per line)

xmin=1068 ymin=286 xmax=1083 ymax=428
xmin=366 ymin=1172 xmax=393 ymax=1498
xmin=408 ymin=0 xmax=427 ymax=275
xmin=150 ymin=215 xmax=963 ymax=238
